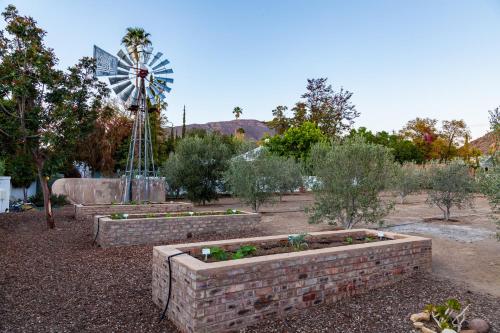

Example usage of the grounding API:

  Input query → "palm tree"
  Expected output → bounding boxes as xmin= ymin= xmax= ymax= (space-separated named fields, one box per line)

xmin=233 ymin=106 xmax=243 ymax=119
xmin=121 ymin=27 xmax=152 ymax=63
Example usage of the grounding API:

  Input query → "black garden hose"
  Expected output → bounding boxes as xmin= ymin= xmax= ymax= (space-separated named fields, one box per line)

xmin=159 ymin=251 xmax=190 ymax=322
xmin=92 ymin=217 xmax=101 ymax=246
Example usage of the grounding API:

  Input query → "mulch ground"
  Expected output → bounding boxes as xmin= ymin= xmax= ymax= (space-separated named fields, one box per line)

xmin=1 ymin=207 xmax=498 ymax=333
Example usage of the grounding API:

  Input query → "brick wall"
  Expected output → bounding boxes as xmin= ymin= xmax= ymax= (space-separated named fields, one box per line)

xmin=93 ymin=212 xmax=260 ymax=247
xmin=152 ymin=230 xmax=432 ymax=333
xmin=75 ymin=202 xmax=193 ymax=220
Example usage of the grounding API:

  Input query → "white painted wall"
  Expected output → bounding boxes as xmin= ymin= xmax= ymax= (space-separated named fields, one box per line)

xmin=0 ymin=176 xmax=11 ymax=213
xmin=10 ymin=181 xmax=37 ymax=201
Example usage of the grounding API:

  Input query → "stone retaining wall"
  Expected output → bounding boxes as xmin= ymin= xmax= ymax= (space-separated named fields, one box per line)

xmin=76 ymin=202 xmax=193 ymax=220
xmin=152 ymin=230 xmax=432 ymax=333
xmin=93 ymin=211 xmax=260 ymax=247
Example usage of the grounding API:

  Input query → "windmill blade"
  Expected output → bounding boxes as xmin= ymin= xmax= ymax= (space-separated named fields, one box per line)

xmin=156 ymin=77 xmax=174 ymax=84
xmin=146 ymin=87 xmax=156 ymax=103
xmin=117 ymin=49 xmax=134 ymax=66
xmin=150 ymin=84 xmax=166 ymax=100
xmin=120 ymin=85 xmax=135 ymax=102
xmin=152 ymin=58 xmax=170 ymax=71
xmin=154 ymin=68 xmax=174 ymax=75
xmin=117 ymin=60 xmax=132 ymax=70
xmin=129 ymin=87 xmax=140 ymax=105
xmin=112 ymin=80 xmax=132 ymax=95
xmin=154 ymin=81 xmax=172 ymax=93
xmin=143 ymin=46 xmax=153 ymax=64
xmin=148 ymin=52 xmax=163 ymax=67
xmin=108 ymin=76 xmax=130 ymax=85
xmin=117 ymin=68 xmax=130 ymax=76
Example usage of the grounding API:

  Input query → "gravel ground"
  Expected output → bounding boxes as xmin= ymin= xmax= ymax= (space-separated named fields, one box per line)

xmin=385 ymin=222 xmax=496 ymax=242
xmin=1 ymin=206 xmax=499 ymax=333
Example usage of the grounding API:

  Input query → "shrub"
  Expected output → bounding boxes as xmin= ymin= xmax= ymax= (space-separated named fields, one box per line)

xmin=425 ymin=161 xmax=476 ymax=221
xmin=161 ymin=134 xmax=231 ymax=204
xmin=28 ymin=192 xmax=69 ymax=207
xmin=265 ymin=154 xmax=303 ymax=200
xmin=477 ymin=165 xmax=500 ymax=239
xmin=308 ymin=137 xmax=397 ymax=229
xmin=393 ymin=162 xmax=423 ymax=204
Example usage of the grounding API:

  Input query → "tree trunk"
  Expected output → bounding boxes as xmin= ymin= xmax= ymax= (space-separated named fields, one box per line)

xmin=23 ymin=187 xmax=27 ymax=203
xmin=36 ymin=161 xmax=55 ymax=229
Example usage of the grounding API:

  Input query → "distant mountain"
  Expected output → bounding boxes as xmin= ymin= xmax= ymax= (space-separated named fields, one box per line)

xmin=470 ymin=132 xmax=496 ymax=154
xmin=168 ymin=119 xmax=275 ymax=141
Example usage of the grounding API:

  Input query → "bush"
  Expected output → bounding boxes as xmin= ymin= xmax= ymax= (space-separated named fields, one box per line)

xmin=308 ymin=137 xmax=397 ymax=229
xmin=425 ymin=161 xmax=476 ymax=221
xmin=393 ymin=162 xmax=423 ymax=204
xmin=224 ymin=153 xmax=299 ymax=212
xmin=28 ymin=192 xmax=69 ymax=207
xmin=477 ymin=165 xmax=500 ymax=239
xmin=160 ymin=134 xmax=231 ymax=204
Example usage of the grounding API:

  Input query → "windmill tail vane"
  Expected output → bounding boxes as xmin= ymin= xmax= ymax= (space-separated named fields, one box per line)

xmin=93 ymin=44 xmax=174 ymax=203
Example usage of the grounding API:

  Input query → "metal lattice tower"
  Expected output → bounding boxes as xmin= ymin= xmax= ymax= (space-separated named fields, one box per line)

xmin=93 ymin=43 xmax=174 ymax=203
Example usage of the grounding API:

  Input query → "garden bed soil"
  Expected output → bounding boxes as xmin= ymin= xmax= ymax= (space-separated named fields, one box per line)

xmin=110 ymin=210 xmax=243 ymax=219
xmin=193 ymin=234 xmax=386 ymax=262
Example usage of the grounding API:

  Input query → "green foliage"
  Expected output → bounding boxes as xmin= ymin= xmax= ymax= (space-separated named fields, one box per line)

xmin=146 ymin=213 xmax=155 ymax=218
xmin=288 ymin=233 xmax=309 ymax=251
xmin=231 ymin=245 xmax=256 ymax=259
xmin=5 ymin=153 xmax=36 ymax=188
xmin=424 ymin=299 xmax=469 ymax=331
xmin=344 ymin=236 xmax=353 ymax=245
xmin=28 ymin=193 xmax=69 ymax=207
xmin=393 ymin=162 xmax=424 ymax=203
xmin=477 ymin=165 xmax=500 ymax=239
xmin=0 ymin=159 xmax=5 ymax=176
xmin=110 ymin=213 xmax=127 ymax=220
xmin=264 ymin=121 xmax=326 ymax=172
xmin=425 ymin=161 xmax=476 ymax=221
xmin=224 ymin=153 xmax=299 ymax=212
xmin=209 ymin=247 xmax=228 ymax=261
xmin=226 ymin=208 xmax=238 ymax=215
xmin=309 ymin=137 xmax=397 ymax=229
xmin=161 ymin=134 xmax=231 ymax=204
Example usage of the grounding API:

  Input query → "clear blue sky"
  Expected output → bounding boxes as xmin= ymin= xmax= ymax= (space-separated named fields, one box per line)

xmin=3 ymin=0 xmax=500 ymax=138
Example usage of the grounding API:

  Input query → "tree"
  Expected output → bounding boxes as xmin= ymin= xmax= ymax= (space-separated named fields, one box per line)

xmin=300 ymin=78 xmax=359 ymax=137
xmin=393 ymin=162 xmax=423 ymax=204
xmin=182 ymin=105 xmax=186 ymax=138
xmin=269 ymin=155 xmax=303 ymax=200
xmin=232 ymin=106 xmax=243 ymax=119
xmin=224 ymin=154 xmax=286 ymax=212
xmin=0 ymin=5 xmax=108 ymax=228
xmin=426 ymin=161 xmax=476 ymax=221
xmin=161 ymin=153 xmax=183 ymax=198
xmin=267 ymin=105 xmax=289 ymax=134
xmin=264 ymin=121 xmax=326 ymax=172
xmin=308 ymin=137 xmax=396 ymax=229
xmin=5 ymin=152 xmax=36 ymax=201
xmin=121 ymin=27 xmax=151 ymax=62
xmin=440 ymin=119 xmax=470 ymax=162
xmin=400 ymin=117 xmax=439 ymax=160
xmin=162 ymin=134 xmax=231 ymax=204
xmin=488 ymin=106 xmax=499 ymax=158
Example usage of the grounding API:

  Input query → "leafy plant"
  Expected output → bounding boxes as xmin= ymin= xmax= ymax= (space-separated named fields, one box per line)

xmin=226 ymin=208 xmax=238 ymax=215
xmin=344 ymin=236 xmax=353 ymax=245
xmin=288 ymin=233 xmax=309 ymax=251
xmin=209 ymin=247 xmax=228 ymax=261
xmin=165 ymin=213 xmax=172 ymax=218
xmin=110 ymin=213 xmax=126 ymax=220
xmin=364 ymin=236 xmax=374 ymax=242
xmin=28 ymin=193 xmax=69 ymax=208
xmin=146 ymin=213 xmax=155 ymax=218
xmin=231 ymin=245 xmax=257 ymax=259
xmin=393 ymin=162 xmax=423 ymax=204
xmin=424 ymin=299 xmax=470 ymax=332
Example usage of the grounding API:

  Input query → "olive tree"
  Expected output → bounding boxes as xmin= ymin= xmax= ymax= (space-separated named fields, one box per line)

xmin=426 ymin=161 xmax=476 ymax=221
xmin=393 ymin=162 xmax=423 ymax=204
xmin=161 ymin=134 xmax=231 ymax=205
xmin=308 ymin=137 xmax=397 ymax=229
xmin=224 ymin=153 xmax=300 ymax=211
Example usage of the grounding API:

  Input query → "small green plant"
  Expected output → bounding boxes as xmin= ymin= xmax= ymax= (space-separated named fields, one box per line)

xmin=231 ymin=245 xmax=257 ymax=259
xmin=424 ymin=299 xmax=470 ymax=332
xmin=129 ymin=200 xmax=138 ymax=205
xmin=165 ymin=213 xmax=172 ymax=218
xmin=344 ymin=236 xmax=353 ymax=245
xmin=226 ymin=208 xmax=239 ymax=215
xmin=288 ymin=233 xmax=309 ymax=251
xmin=209 ymin=247 xmax=228 ymax=261
xmin=364 ymin=236 xmax=374 ymax=242
xmin=110 ymin=213 xmax=126 ymax=219
xmin=146 ymin=213 xmax=155 ymax=218
xmin=111 ymin=201 xmax=117 ymax=205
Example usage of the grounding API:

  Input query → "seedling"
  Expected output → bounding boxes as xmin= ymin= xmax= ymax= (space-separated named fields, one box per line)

xmin=288 ymin=233 xmax=309 ymax=251
xmin=110 ymin=213 xmax=126 ymax=220
xmin=146 ymin=213 xmax=155 ymax=218
xmin=424 ymin=299 xmax=470 ymax=331
xmin=364 ymin=236 xmax=374 ymax=242
xmin=344 ymin=236 xmax=353 ymax=245
xmin=231 ymin=245 xmax=257 ymax=259
xmin=226 ymin=208 xmax=239 ymax=215
xmin=209 ymin=247 xmax=228 ymax=261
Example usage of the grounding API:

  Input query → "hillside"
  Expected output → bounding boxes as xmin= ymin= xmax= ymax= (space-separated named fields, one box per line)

xmin=169 ymin=119 xmax=275 ymax=141
xmin=470 ymin=132 xmax=497 ymax=154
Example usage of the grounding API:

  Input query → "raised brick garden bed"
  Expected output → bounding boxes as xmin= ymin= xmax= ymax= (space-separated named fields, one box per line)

xmin=93 ymin=211 xmax=260 ymax=247
xmin=75 ymin=201 xmax=193 ymax=220
xmin=152 ymin=230 xmax=432 ymax=333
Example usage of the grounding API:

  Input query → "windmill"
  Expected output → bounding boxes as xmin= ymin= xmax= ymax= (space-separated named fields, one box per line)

xmin=93 ymin=32 xmax=173 ymax=203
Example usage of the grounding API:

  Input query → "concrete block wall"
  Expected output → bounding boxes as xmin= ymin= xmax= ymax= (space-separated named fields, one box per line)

xmin=76 ymin=202 xmax=193 ymax=220
xmin=94 ymin=212 xmax=260 ymax=247
xmin=152 ymin=230 xmax=432 ymax=333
